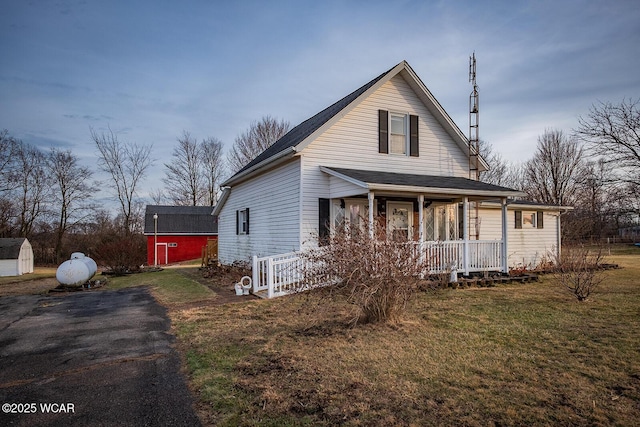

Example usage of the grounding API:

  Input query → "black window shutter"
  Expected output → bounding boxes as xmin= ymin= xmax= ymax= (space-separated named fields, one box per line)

xmin=245 ymin=208 xmax=250 ymax=234
xmin=515 ymin=210 xmax=522 ymax=229
xmin=410 ymin=115 xmax=419 ymax=157
xmin=235 ymin=210 xmax=239 ymax=235
xmin=378 ymin=110 xmax=389 ymax=154
xmin=318 ymin=198 xmax=330 ymax=246
xmin=537 ymin=210 xmax=544 ymax=229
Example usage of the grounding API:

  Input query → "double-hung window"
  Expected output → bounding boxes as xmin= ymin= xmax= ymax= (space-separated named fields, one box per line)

xmin=236 ymin=208 xmax=250 ymax=235
xmin=390 ymin=113 xmax=407 ymax=155
xmin=515 ymin=210 xmax=544 ymax=229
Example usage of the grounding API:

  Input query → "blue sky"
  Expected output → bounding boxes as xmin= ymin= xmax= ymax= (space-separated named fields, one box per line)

xmin=1 ymin=0 xmax=639 ymax=200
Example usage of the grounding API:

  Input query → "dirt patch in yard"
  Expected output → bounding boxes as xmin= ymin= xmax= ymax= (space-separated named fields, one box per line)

xmin=169 ymin=264 xmax=259 ymax=309
xmin=0 ymin=277 xmax=60 ymax=297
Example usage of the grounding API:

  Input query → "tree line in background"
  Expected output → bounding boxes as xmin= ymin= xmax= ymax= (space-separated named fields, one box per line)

xmin=0 ymin=116 xmax=289 ymax=266
xmin=1 ymin=99 xmax=639 ymax=266
xmin=480 ymin=98 xmax=640 ymax=242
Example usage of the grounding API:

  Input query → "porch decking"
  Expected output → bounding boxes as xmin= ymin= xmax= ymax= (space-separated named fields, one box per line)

xmin=252 ymin=240 xmax=505 ymax=298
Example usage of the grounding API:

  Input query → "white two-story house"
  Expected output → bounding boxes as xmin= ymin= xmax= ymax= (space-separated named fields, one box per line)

xmin=214 ymin=61 xmax=568 ymax=287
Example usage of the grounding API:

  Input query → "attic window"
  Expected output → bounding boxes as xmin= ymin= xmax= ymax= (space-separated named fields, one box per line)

xmin=390 ymin=113 xmax=407 ymax=154
xmin=379 ymin=110 xmax=419 ymax=156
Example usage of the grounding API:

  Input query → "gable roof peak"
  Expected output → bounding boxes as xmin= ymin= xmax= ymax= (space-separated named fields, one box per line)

xmin=224 ymin=62 xmax=406 ymax=186
xmin=223 ymin=60 xmax=481 ymax=186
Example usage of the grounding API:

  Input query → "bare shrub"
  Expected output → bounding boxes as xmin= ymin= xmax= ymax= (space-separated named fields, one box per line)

xmin=300 ymin=217 xmax=428 ymax=325
xmin=554 ymin=245 xmax=605 ymax=301
xmin=94 ymin=234 xmax=147 ymax=275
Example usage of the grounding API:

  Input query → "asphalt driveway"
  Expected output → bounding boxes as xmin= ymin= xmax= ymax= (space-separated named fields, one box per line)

xmin=0 ymin=287 xmax=201 ymax=426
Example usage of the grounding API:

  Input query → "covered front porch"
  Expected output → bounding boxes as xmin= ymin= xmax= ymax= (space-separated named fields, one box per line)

xmin=320 ymin=167 xmax=525 ymax=275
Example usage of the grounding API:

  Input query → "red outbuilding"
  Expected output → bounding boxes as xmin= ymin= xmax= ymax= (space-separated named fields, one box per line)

xmin=143 ymin=205 xmax=218 ymax=266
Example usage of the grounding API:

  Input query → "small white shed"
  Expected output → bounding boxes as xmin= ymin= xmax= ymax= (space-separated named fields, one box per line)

xmin=0 ymin=238 xmax=34 ymax=277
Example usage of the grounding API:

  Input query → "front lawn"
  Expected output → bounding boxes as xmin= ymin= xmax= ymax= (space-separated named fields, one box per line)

xmin=170 ymin=254 xmax=640 ymax=426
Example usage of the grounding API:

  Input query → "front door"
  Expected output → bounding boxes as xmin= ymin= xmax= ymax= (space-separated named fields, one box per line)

xmin=387 ymin=202 xmax=413 ymax=240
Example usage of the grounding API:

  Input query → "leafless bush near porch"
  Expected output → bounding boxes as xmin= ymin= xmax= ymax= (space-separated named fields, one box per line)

xmin=554 ymin=245 xmax=606 ymax=301
xmin=300 ymin=217 xmax=429 ymax=325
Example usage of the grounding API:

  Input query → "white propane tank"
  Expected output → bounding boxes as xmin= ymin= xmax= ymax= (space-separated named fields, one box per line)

xmin=56 ymin=253 xmax=97 ymax=286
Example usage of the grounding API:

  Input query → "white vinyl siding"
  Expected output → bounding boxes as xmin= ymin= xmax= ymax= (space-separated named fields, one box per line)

xmin=218 ymin=160 xmax=301 ymax=263
xmin=480 ymin=207 xmax=559 ymax=269
xmin=300 ymin=73 xmax=470 ymax=244
xmin=327 ymin=175 xmax=365 ymax=198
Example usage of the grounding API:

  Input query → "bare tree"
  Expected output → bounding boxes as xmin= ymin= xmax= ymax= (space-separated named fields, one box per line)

xmin=148 ymin=188 xmax=168 ymax=205
xmin=575 ymin=98 xmax=640 ymax=186
xmin=13 ymin=142 xmax=51 ymax=238
xmin=523 ymin=129 xmax=584 ymax=206
xmin=0 ymin=198 xmax=16 ymax=238
xmin=0 ymin=130 xmax=19 ymax=237
xmin=162 ymin=132 xmax=225 ymax=206
xmin=47 ymin=148 xmax=98 ymax=262
xmin=163 ymin=131 xmax=203 ymax=206
xmin=227 ymin=115 xmax=290 ymax=173
xmin=91 ymin=127 xmax=154 ymax=234
xmin=575 ymin=98 xmax=640 ymax=222
xmin=0 ymin=129 xmax=19 ymax=192
xmin=478 ymin=140 xmax=526 ymax=190
xmin=200 ymin=136 xmax=224 ymax=206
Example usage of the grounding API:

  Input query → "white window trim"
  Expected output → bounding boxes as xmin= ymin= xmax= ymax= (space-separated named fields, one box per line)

xmin=389 ymin=112 xmax=409 ymax=156
xmin=239 ymin=208 xmax=249 ymax=235
xmin=522 ymin=211 xmax=538 ymax=229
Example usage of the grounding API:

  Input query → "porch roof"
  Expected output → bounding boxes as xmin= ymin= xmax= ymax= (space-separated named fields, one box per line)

xmin=321 ymin=167 xmax=525 ymax=198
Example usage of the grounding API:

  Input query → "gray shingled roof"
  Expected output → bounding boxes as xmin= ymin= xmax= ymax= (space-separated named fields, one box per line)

xmin=324 ymin=167 xmax=522 ymax=195
xmin=143 ymin=205 xmax=217 ymax=235
xmin=226 ymin=64 xmax=397 ymax=182
xmin=0 ymin=238 xmax=27 ymax=260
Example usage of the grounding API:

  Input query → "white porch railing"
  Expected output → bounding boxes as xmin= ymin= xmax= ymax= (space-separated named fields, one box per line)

xmin=252 ymin=240 xmax=504 ymax=298
xmin=420 ymin=240 xmax=503 ymax=273
xmin=252 ymin=252 xmax=307 ymax=299
xmin=467 ymin=240 xmax=503 ymax=272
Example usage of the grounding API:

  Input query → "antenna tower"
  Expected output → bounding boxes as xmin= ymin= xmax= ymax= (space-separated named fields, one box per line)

xmin=469 ymin=52 xmax=480 ymax=181
xmin=469 ymin=53 xmax=480 ymax=239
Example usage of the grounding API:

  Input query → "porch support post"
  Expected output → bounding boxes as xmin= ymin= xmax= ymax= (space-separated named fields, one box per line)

xmin=368 ymin=191 xmax=375 ymax=238
xmin=418 ymin=194 xmax=424 ymax=243
xmin=418 ymin=195 xmax=425 ymax=274
xmin=501 ymin=197 xmax=509 ymax=274
xmin=463 ymin=197 xmax=470 ymax=276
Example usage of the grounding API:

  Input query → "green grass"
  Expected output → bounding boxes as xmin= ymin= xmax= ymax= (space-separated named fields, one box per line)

xmin=170 ymin=254 xmax=640 ymax=426
xmin=591 ymin=242 xmax=640 ymax=256
xmin=104 ymin=267 xmax=216 ymax=305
